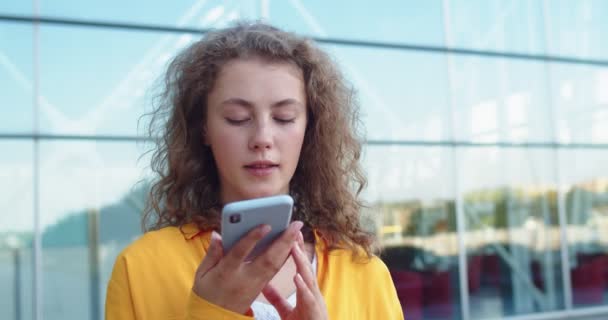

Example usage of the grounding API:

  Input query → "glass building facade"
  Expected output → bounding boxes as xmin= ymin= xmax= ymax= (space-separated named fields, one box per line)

xmin=1 ymin=1 xmax=608 ymax=319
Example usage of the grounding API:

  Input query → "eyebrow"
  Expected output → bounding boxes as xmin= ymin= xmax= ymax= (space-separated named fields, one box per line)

xmin=220 ymin=98 xmax=304 ymax=109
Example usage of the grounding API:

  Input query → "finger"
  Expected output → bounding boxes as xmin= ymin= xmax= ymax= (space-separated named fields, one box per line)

xmin=251 ymin=221 xmax=303 ymax=276
xmin=195 ymin=231 xmax=224 ymax=278
xmin=293 ymin=242 xmax=326 ymax=303
xmin=262 ymin=283 xmax=293 ymax=318
xmin=294 ymin=273 xmax=318 ymax=310
xmin=223 ymin=224 xmax=271 ymax=268
xmin=297 ymin=230 xmax=305 ymax=250
xmin=292 ymin=242 xmax=315 ymax=288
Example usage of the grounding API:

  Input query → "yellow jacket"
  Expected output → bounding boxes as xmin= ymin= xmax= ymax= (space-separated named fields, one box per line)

xmin=105 ymin=223 xmax=404 ymax=319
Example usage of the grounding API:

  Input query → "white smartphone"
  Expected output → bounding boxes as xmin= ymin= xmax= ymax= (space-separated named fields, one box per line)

xmin=221 ymin=195 xmax=293 ymax=260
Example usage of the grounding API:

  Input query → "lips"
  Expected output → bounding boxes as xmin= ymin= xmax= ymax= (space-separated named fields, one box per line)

xmin=244 ymin=161 xmax=279 ymax=177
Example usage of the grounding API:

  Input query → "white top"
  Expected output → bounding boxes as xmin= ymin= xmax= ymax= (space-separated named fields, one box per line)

xmin=251 ymin=253 xmax=318 ymax=319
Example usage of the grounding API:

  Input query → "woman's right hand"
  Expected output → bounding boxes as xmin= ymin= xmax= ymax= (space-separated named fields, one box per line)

xmin=192 ymin=221 xmax=304 ymax=314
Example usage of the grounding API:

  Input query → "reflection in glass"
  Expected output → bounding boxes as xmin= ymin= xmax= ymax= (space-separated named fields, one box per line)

xmin=0 ymin=23 xmax=33 ymax=133
xmin=461 ymin=147 xmax=565 ymax=318
xmin=449 ymin=56 xmax=552 ymax=143
xmin=366 ymin=146 xmax=460 ymax=320
xmin=446 ymin=0 xmax=546 ymax=54
xmin=0 ymin=1 xmax=32 ymax=15
xmin=269 ymin=0 xmax=445 ymax=45
xmin=560 ymin=149 xmax=608 ymax=308
xmin=37 ymin=0 xmax=445 ymax=46
xmin=324 ymin=45 xmax=450 ymax=142
xmin=0 ymin=141 xmax=34 ymax=320
xmin=39 ymin=0 xmax=263 ymax=31
xmin=39 ymin=25 xmax=191 ymax=136
xmin=39 ymin=141 xmax=147 ymax=319
xmin=550 ymin=64 xmax=608 ymax=144
xmin=544 ymin=0 xmax=608 ymax=60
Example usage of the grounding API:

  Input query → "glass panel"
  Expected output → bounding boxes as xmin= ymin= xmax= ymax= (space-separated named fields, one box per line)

xmin=560 ymin=148 xmax=608 ymax=308
xmin=367 ymin=145 xmax=460 ymax=320
xmin=269 ymin=0 xmax=445 ymax=45
xmin=0 ymin=23 xmax=33 ymax=133
xmin=551 ymin=64 xmax=608 ymax=144
xmin=39 ymin=0 xmax=445 ymax=46
xmin=460 ymin=147 xmax=565 ymax=318
xmin=324 ymin=45 xmax=451 ymax=142
xmin=40 ymin=141 xmax=147 ymax=319
xmin=545 ymin=0 xmax=608 ymax=60
xmin=0 ymin=140 xmax=34 ymax=320
xmin=40 ymin=0 xmax=212 ymax=27
xmin=446 ymin=0 xmax=546 ymax=54
xmin=450 ymin=56 xmax=553 ymax=143
xmin=39 ymin=25 xmax=194 ymax=136
xmin=0 ymin=2 xmax=32 ymax=15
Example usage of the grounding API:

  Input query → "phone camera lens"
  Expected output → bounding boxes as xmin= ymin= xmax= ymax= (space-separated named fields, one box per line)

xmin=229 ymin=214 xmax=241 ymax=223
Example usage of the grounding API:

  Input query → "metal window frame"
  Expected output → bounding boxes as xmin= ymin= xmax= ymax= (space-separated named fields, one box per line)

xmin=0 ymin=13 xmax=608 ymax=67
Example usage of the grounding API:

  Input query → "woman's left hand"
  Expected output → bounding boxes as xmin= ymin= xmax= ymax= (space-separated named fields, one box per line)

xmin=261 ymin=233 xmax=328 ymax=320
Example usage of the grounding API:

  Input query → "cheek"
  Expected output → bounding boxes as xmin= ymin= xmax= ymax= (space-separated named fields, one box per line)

xmin=284 ymin=126 xmax=306 ymax=161
xmin=209 ymin=131 xmax=243 ymax=165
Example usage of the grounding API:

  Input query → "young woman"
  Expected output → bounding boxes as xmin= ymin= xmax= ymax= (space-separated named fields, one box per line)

xmin=105 ymin=22 xmax=404 ymax=320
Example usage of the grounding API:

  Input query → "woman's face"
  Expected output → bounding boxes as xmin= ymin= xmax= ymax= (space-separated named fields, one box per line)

xmin=205 ymin=57 xmax=307 ymax=204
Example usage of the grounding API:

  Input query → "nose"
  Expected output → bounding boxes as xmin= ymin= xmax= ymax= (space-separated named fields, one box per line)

xmin=248 ymin=121 xmax=273 ymax=151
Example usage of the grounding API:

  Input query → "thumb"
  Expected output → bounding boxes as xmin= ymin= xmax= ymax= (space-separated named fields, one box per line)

xmin=195 ymin=231 xmax=224 ymax=278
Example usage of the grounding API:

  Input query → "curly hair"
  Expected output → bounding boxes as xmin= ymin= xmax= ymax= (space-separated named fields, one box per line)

xmin=142 ymin=21 xmax=376 ymax=258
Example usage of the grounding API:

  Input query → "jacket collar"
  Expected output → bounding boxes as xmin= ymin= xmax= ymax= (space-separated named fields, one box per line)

xmin=180 ymin=223 xmax=205 ymax=240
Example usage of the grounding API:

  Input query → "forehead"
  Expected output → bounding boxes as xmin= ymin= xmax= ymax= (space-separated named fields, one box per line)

xmin=210 ymin=57 xmax=305 ymax=97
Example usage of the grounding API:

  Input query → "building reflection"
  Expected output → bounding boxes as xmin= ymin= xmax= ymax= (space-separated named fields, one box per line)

xmin=379 ymin=178 xmax=608 ymax=319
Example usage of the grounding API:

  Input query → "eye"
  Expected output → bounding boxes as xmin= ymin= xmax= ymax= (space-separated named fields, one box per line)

xmin=274 ymin=117 xmax=296 ymax=124
xmin=226 ymin=118 xmax=250 ymax=125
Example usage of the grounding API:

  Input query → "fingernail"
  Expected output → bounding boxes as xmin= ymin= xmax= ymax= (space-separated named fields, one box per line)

xmin=211 ymin=230 xmax=219 ymax=240
xmin=291 ymin=221 xmax=304 ymax=231
xmin=210 ymin=231 xmax=220 ymax=246
xmin=260 ymin=224 xmax=271 ymax=234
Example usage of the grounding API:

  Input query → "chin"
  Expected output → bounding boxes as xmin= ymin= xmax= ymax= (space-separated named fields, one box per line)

xmin=242 ymin=188 xmax=285 ymax=199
